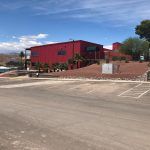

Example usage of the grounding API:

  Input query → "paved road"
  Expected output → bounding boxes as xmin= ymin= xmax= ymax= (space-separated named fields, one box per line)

xmin=0 ymin=78 xmax=150 ymax=150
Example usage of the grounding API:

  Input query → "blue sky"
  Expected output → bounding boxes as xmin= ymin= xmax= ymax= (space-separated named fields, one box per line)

xmin=0 ymin=0 xmax=149 ymax=53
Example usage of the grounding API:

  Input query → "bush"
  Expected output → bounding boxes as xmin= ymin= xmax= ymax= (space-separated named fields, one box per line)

xmin=44 ymin=63 xmax=49 ymax=73
xmin=96 ymin=60 xmax=100 ymax=65
xmin=52 ymin=63 xmax=68 ymax=71
xmin=106 ymin=58 xmax=110 ymax=63
xmin=59 ymin=63 xmax=68 ymax=71
xmin=112 ymin=56 xmax=119 ymax=61
xmin=125 ymin=58 xmax=129 ymax=63
xmin=6 ymin=61 xmax=20 ymax=67
xmin=121 ymin=56 xmax=126 ymax=60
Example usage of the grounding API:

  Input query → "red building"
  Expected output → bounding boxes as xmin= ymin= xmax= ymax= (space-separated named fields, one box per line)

xmin=104 ymin=42 xmax=132 ymax=60
xmin=26 ymin=40 xmax=104 ymax=68
xmin=112 ymin=42 xmax=122 ymax=51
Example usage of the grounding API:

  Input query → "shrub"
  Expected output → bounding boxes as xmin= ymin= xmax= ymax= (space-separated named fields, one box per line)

xmin=59 ymin=63 xmax=68 ymax=71
xmin=112 ymin=56 xmax=119 ymax=61
xmin=125 ymin=58 xmax=129 ymax=63
xmin=96 ymin=60 xmax=100 ymax=65
xmin=106 ymin=58 xmax=110 ymax=63
xmin=121 ymin=56 xmax=126 ymax=60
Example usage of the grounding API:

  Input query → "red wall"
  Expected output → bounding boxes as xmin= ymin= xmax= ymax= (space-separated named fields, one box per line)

xmin=105 ymin=51 xmax=132 ymax=60
xmin=104 ymin=42 xmax=132 ymax=60
xmin=80 ymin=41 xmax=104 ymax=59
xmin=30 ymin=40 xmax=104 ymax=65
xmin=112 ymin=42 xmax=122 ymax=51
xmin=31 ymin=41 xmax=80 ymax=64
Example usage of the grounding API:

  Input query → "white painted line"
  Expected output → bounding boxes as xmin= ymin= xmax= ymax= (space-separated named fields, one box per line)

xmin=0 ymin=81 xmax=73 ymax=89
xmin=118 ymin=95 xmax=140 ymax=99
xmin=86 ymin=89 xmax=95 ymax=94
xmin=47 ymin=85 xmax=60 ymax=89
xmin=67 ymin=83 xmax=90 ymax=91
xmin=67 ymin=85 xmax=82 ymax=91
xmin=109 ymin=83 xmax=116 ymax=85
xmin=137 ymin=89 xmax=150 ymax=98
xmin=118 ymin=83 xmax=142 ymax=97
xmin=118 ymin=83 xmax=150 ymax=99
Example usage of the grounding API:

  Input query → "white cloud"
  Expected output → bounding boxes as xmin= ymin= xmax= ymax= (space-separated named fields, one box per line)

xmin=103 ymin=45 xmax=112 ymax=50
xmin=0 ymin=33 xmax=51 ymax=53
xmin=0 ymin=0 xmax=149 ymax=26
xmin=31 ymin=0 xmax=150 ymax=25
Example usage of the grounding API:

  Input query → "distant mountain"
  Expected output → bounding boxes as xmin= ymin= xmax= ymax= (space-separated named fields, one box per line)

xmin=0 ymin=53 xmax=19 ymax=65
xmin=0 ymin=50 xmax=20 ymax=55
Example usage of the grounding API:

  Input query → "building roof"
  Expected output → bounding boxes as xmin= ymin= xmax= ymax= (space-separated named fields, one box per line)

xmin=26 ymin=40 xmax=103 ymax=50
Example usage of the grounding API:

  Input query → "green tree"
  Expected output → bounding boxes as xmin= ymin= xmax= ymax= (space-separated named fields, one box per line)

xmin=44 ymin=63 xmax=49 ymax=73
xmin=35 ymin=62 xmax=42 ymax=73
xmin=135 ymin=20 xmax=150 ymax=42
xmin=19 ymin=51 xmax=25 ymax=69
xmin=68 ymin=58 xmax=75 ymax=65
xmin=52 ymin=63 xmax=59 ymax=72
xmin=19 ymin=51 xmax=25 ymax=63
xmin=120 ymin=37 xmax=149 ymax=60
xmin=74 ymin=53 xmax=84 ymax=68
xmin=58 ymin=63 xmax=68 ymax=71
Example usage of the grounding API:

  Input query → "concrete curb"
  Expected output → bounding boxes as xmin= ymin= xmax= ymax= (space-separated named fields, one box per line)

xmin=31 ymin=77 xmax=150 ymax=83
xmin=1 ymin=76 xmax=149 ymax=83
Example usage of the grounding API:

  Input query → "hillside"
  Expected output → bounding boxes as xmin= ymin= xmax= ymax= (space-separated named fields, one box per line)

xmin=0 ymin=54 xmax=19 ymax=65
xmin=51 ymin=61 xmax=149 ymax=80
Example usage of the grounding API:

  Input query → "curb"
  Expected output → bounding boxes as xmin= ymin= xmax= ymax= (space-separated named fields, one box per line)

xmin=31 ymin=77 xmax=150 ymax=83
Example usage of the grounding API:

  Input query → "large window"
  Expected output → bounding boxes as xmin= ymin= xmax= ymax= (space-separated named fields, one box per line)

xmin=57 ymin=50 xmax=66 ymax=55
xmin=86 ymin=46 xmax=99 ymax=52
xmin=31 ymin=51 xmax=39 ymax=57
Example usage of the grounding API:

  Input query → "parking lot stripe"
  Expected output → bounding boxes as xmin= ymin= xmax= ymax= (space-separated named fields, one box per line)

xmin=67 ymin=83 xmax=90 ymax=91
xmin=0 ymin=81 xmax=72 ymax=89
xmin=118 ymin=83 xmax=150 ymax=99
xmin=118 ymin=83 xmax=142 ymax=97
xmin=137 ymin=89 xmax=150 ymax=98
xmin=86 ymin=89 xmax=95 ymax=94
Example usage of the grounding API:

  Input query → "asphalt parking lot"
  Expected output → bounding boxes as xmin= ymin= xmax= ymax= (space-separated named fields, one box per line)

xmin=0 ymin=77 xmax=150 ymax=150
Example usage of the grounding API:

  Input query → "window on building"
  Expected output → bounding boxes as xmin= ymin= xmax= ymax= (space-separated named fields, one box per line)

xmin=86 ymin=46 xmax=99 ymax=52
xmin=31 ymin=51 xmax=39 ymax=57
xmin=57 ymin=50 xmax=66 ymax=55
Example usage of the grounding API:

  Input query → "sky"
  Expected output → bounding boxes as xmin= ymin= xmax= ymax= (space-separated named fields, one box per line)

xmin=0 ymin=0 xmax=149 ymax=53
